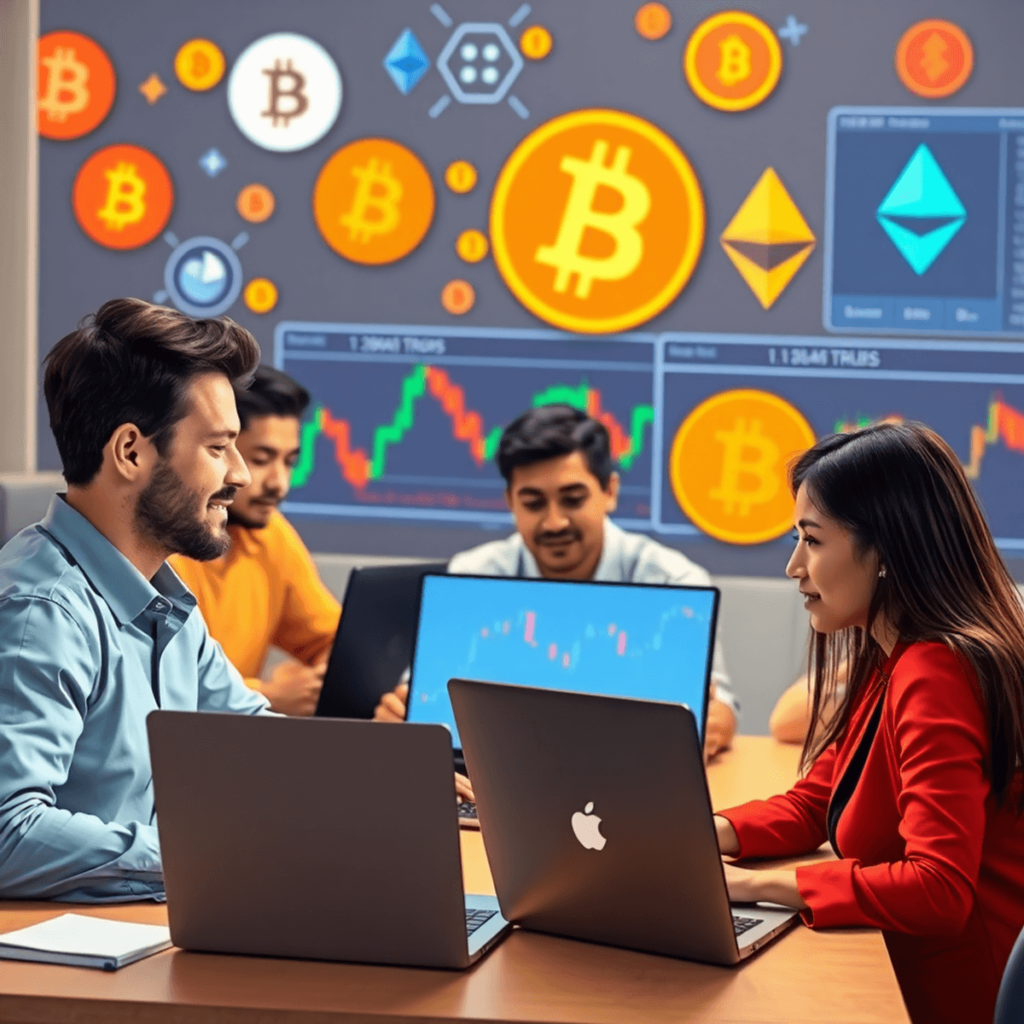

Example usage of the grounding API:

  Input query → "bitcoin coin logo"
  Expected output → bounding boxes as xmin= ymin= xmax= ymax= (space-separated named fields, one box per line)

xmin=670 ymin=390 xmax=815 ymax=545
xmin=228 ymin=33 xmax=342 ymax=152
xmin=684 ymin=12 xmax=782 ymax=112
xmin=73 ymin=144 xmax=173 ymax=250
xmin=441 ymin=279 xmax=475 ymax=315
xmin=313 ymin=139 xmax=434 ymax=265
xmin=635 ymin=3 xmax=672 ymax=41
xmin=445 ymin=160 xmax=478 ymax=194
xmin=895 ymin=20 xmax=973 ymax=99
xmin=175 ymin=39 xmax=225 ymax=91
xmin=236 ymin=183 xmax=275 ymax=223
xmin=244 ymin=278 xmax=278 ymax=314
xmin=456 ymin=229 xmax=489 ymax=263
xmin=490 ymin=108 xmax=704 ymax=334
xmin=37 ymin=31 xmax=115 ymax=140
xmin=520 ymin=25 xmax=553 ymax=60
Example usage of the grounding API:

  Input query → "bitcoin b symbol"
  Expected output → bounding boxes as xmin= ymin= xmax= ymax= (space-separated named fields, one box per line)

xmin=717 ymin=35 xmax=751 ymax=86
xmin=895 ymin=20 xmax=973 ymax=99
xmin=39 ymin=47 xmax=90 ymax=122
xmin=920 ymin=32 xmax=949 ymax=82
xmin=97 ymin=163 xmax=146 ymax=232
xmin=341 ymin=159 xmax=402 ymax=243
xmin=175 ymin=39 xmax=226 ymax=91
xmin=261 ymin=59 xmax=309 ymax=127
xmin=236 ymin=184 xmax=275 ymax=224
xmin=709 ymin=418 xmax=779 ymax=515
xmin=535 ymin=140 xmax=651 ymax=299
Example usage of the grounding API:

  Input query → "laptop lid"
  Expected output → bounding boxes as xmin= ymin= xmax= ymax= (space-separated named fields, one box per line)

xmin=316 ymin=562 xmax=447 ymax=719
xmin=448 ymin=680 xmax=795 ymax=966
xmin=148 ymin=710 xmax=508 ymax=968
xmin=407 ymin=573 xmax=719 ymax=752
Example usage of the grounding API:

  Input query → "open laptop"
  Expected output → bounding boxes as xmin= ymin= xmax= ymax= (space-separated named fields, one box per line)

xmin=316 ymin=562 xmax=446 ymax=720
xmin=147 ymin=710 xmax=510 ymax=969
xmin=405 ymin=573 xmax=719 ymax=824
xmin=448 ymin=679 xmax=798 ymax=966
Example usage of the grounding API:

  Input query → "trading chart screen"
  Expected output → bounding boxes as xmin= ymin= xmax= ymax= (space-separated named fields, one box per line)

xmin=408 ymin=574 xmax=717 ymax=748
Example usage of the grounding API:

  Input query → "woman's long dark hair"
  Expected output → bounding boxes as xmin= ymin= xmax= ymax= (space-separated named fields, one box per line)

xmin=794 ymin=421 xmax=1024 ymax=807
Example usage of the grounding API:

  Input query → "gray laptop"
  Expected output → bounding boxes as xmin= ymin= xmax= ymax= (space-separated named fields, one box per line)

xmin=448 ymin=679 xmax=797 ymax=965
xmin=147 ymin=710 xmax=510 ymax=969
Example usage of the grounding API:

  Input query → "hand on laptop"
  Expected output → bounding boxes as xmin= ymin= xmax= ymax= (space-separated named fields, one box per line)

xmin=704 ymin=683 xmax=737 ymax=762
xmin=720 ymin=862 xmax=807 ymax=910
xmin=260 ymin=658 xmax=326 ymax=717
xmin=373 ymin=681 xmax=409 ymax=723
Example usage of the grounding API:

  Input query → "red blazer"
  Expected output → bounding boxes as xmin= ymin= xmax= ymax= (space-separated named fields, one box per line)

xmin=721 ymin=641 xmax=1024 ymax=1024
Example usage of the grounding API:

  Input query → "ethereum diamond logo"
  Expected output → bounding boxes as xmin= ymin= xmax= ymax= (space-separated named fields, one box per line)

xmin=876 ymin=144 xmax=966 ymax=275
xmin=384 ymin=29 xmax=429 ymax=95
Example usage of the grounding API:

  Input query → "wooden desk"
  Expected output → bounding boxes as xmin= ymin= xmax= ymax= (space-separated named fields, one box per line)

xmin=0 ymin=737 xmax=908 ymax=1024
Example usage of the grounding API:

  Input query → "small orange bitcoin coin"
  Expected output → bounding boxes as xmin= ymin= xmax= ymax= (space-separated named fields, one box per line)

xmin=72 ymin=144 xmax=174 ymax=250
xmin=244 ymin=278 xmax=279 ymax=314
xmin=669 ymin=389 xmax=815 ymax=545
xmin=441 ymin=279 xmax=475 ymax=315
xmin=635 ymin=3 xmax=672 ymax=41
xmin=520 ymin=25 xmax=553 ymax=60
xmin=37 ymin=31 xmax=116 ymax=140
xmin=445 ymin=160 xmax=478 ymax=194
xmin=456 ymin=229 xmax=489 ymax=263
xmin=313 ymin=138 xmax=435 ymax=265
xmin=684 ymin=11 xmax=782 ymax=112
xmin=175 ymin=39 xmax=226 ymax=91
xmin=490 ymin=108 xmax=704 ymax=334
xmin=894 ymin=20 xmax=973 ymax=99
xmin=236 ymin=183 xmax=276 ymax=223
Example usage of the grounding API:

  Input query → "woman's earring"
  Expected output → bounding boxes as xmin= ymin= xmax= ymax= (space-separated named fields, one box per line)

xmin=878 ymin=568 xmax=887 ymax=578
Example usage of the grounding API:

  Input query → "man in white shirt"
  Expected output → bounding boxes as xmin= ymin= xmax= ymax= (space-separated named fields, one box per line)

xmin=379 ymin=404 xmax=738 ymax=756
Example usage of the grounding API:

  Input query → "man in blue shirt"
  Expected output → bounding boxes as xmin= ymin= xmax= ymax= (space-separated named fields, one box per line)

xmin=0 ymin=298 xmax=269 ymax=902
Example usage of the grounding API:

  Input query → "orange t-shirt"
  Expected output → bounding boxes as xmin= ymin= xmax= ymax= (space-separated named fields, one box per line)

xmin=169 ymin=512 xmax=340 ymax=689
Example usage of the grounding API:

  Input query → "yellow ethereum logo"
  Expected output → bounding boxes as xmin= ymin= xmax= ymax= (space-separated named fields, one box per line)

xmin=720 ymin=168 xmax=815 ymax=309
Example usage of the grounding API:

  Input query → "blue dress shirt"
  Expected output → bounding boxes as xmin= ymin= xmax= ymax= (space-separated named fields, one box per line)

xmin=0 ymin=496 xmax=268 ymax=902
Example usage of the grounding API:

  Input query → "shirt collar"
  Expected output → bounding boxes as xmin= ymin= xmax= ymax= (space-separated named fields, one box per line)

xmin=41 ymin=495 xmax=192 ymax=626
xmin=515 ymin=517 xmax=620 ymax=580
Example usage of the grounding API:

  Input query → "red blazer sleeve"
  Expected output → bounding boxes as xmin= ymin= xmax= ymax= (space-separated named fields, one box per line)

xmin=719 ymin=742 xmax=835 ymax=858
xmin=798 ymin=645 xmax=990 ymax=934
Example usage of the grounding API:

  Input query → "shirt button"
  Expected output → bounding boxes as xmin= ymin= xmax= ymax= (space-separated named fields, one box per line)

xmin=152 ymin=599 xmax=169 ymax=614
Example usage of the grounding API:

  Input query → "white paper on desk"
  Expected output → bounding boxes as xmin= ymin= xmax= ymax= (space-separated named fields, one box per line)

xmin=0 ymin=913 xmax=171 ymax=969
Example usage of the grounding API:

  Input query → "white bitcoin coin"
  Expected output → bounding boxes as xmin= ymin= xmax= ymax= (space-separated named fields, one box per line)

xmin=227 ymin=32 xmax=342 ymax=153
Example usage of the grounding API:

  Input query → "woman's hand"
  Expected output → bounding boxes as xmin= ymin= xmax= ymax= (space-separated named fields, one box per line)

xmin=722 ymin=863 xmax=807 ymax=909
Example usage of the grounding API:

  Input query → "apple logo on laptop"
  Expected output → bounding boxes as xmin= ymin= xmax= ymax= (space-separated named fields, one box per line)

xmin=571 ymin=802 xmax=607 ymax=851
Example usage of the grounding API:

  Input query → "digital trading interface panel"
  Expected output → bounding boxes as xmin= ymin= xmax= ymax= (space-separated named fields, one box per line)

xmin=825 ymin=107 xmax=1024 ymax=338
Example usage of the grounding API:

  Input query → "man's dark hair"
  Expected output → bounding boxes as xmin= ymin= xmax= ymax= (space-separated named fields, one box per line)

xmin=496 ymin=404 xmax=615 ymax=489
xmin=44 ymin=298 xmax=261 ymax=485
xmin=234 ymin=365 xmax=311 ymax=431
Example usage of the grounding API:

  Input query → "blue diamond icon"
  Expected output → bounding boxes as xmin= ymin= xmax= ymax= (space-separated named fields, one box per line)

xmin=199 ymin=148 xmax=227 ymax=178
xmin=384 ymin=29 xmax=429 ymax=95
xmin=876 ymin=144 xmax=966 ymax=275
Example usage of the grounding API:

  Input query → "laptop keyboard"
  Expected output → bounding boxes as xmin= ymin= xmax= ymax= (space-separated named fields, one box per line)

xmin=733 ymin=915 xmax=763 ymax=936
xmin=457 ymin=800 xmax=478 ymax=820
xmin=466 ymin=908 xmax=498 ymax=936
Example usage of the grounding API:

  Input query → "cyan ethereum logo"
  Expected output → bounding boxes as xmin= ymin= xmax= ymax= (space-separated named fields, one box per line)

xmin=876 ymin=144 xmax=966 ymax=275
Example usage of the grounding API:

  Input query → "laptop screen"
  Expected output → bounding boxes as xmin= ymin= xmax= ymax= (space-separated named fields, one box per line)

xmin=407 ymin=574 xmax=718 ymax=749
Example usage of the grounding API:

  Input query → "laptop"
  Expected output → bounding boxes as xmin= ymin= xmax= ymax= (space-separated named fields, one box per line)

xmin=405 ymin=573 xmax=719 ymax=824
xmin=147 ymin=710 xmax=511 ymax=969
xmin=316 ymin=562 xmax=447 ymax=720
xmin=448 ymin=679 xmax=798 ymax=966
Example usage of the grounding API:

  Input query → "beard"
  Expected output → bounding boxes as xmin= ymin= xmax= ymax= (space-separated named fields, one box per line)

xmin=135 ymin=458 xmax=235 ymax=562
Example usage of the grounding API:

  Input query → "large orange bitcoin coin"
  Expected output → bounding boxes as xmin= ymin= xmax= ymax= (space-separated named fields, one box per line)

xmin=684 ymin=11 xmax=782 ymax=112
xmin=490 ymin=109 xmax=704 ymax=334
xmin=895 ymin=20 xmax=973 ymax=99
xmin=669 ymin=389 xmax=815 ymax=545
xmin=72 ymin=145 xmax=174 ymax=250
xmin=37 ymin=31 xmax=116 ymax=140
xmin=313 ymin=139 xmax=435 ymax=265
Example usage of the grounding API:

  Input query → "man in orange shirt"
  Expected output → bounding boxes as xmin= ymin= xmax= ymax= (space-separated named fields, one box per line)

xmin=171 ymin=367 xmax=340 ymax=715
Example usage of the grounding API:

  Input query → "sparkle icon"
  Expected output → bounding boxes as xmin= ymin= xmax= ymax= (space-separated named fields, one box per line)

xmin=199 ymin=148 xmax=227 ymax=178
xmin=384 ymin=29 xmax=430 ymax=94
xmin=138 ymin=73 xmax=167 ymax=105
xmin=876 ymin=144 xmax=966 ymax=275
xmin=720 ymin=168 xmax=816 ymax=309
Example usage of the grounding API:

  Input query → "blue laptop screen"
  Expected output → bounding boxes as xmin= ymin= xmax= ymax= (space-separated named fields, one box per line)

xmin=407 ymin=574 xmax=718 ymax=749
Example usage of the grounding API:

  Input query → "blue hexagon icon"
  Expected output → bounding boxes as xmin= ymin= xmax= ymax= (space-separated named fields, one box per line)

xmin=437 ymin=23 xmax=523 ymax=105
xmin=384 ymin=29 xmax=430 ymax=95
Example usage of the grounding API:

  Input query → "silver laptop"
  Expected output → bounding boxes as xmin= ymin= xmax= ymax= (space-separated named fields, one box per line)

xmin=147 ymin=711 xmax=510 ymax=969
xmin=448 ymin=679 xmax=797 ymax=965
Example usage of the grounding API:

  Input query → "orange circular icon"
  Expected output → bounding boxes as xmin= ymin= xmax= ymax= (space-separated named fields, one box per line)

xmin=244 ymin=278 xmax=279 ymax=314
xmin=456 ymin=229 xmax=489 ymax=263
xmin=236 ymin=183 xmax=275 ymax=223
xmin=38 ymin=31 xmax=116 ymax=140
xmin=490 ymin=108 xmax=705 ymax=334
xmin=441 ymin=279 xmax=475 ymax=315
xmin=313 ymin=139 xmax=435 ymax=265
xmin=684 ymin=11 xmax=782 ymax=112
xmin=635 ymin=3 xmax=672 ymax=41
xmin=72 ymin=144 xmax=174 ymax=250
xmin=895 ymin=20 xmax=973 ymax=99
xmin=445 ymin=160 xmax=477 ymax=194
xmin=520 ymin=25 xmax=553 ymax=60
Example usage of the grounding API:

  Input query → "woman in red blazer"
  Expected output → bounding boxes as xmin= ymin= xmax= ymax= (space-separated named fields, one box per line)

xmin=715 ymin=422 xmax=1024 ymax=1024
